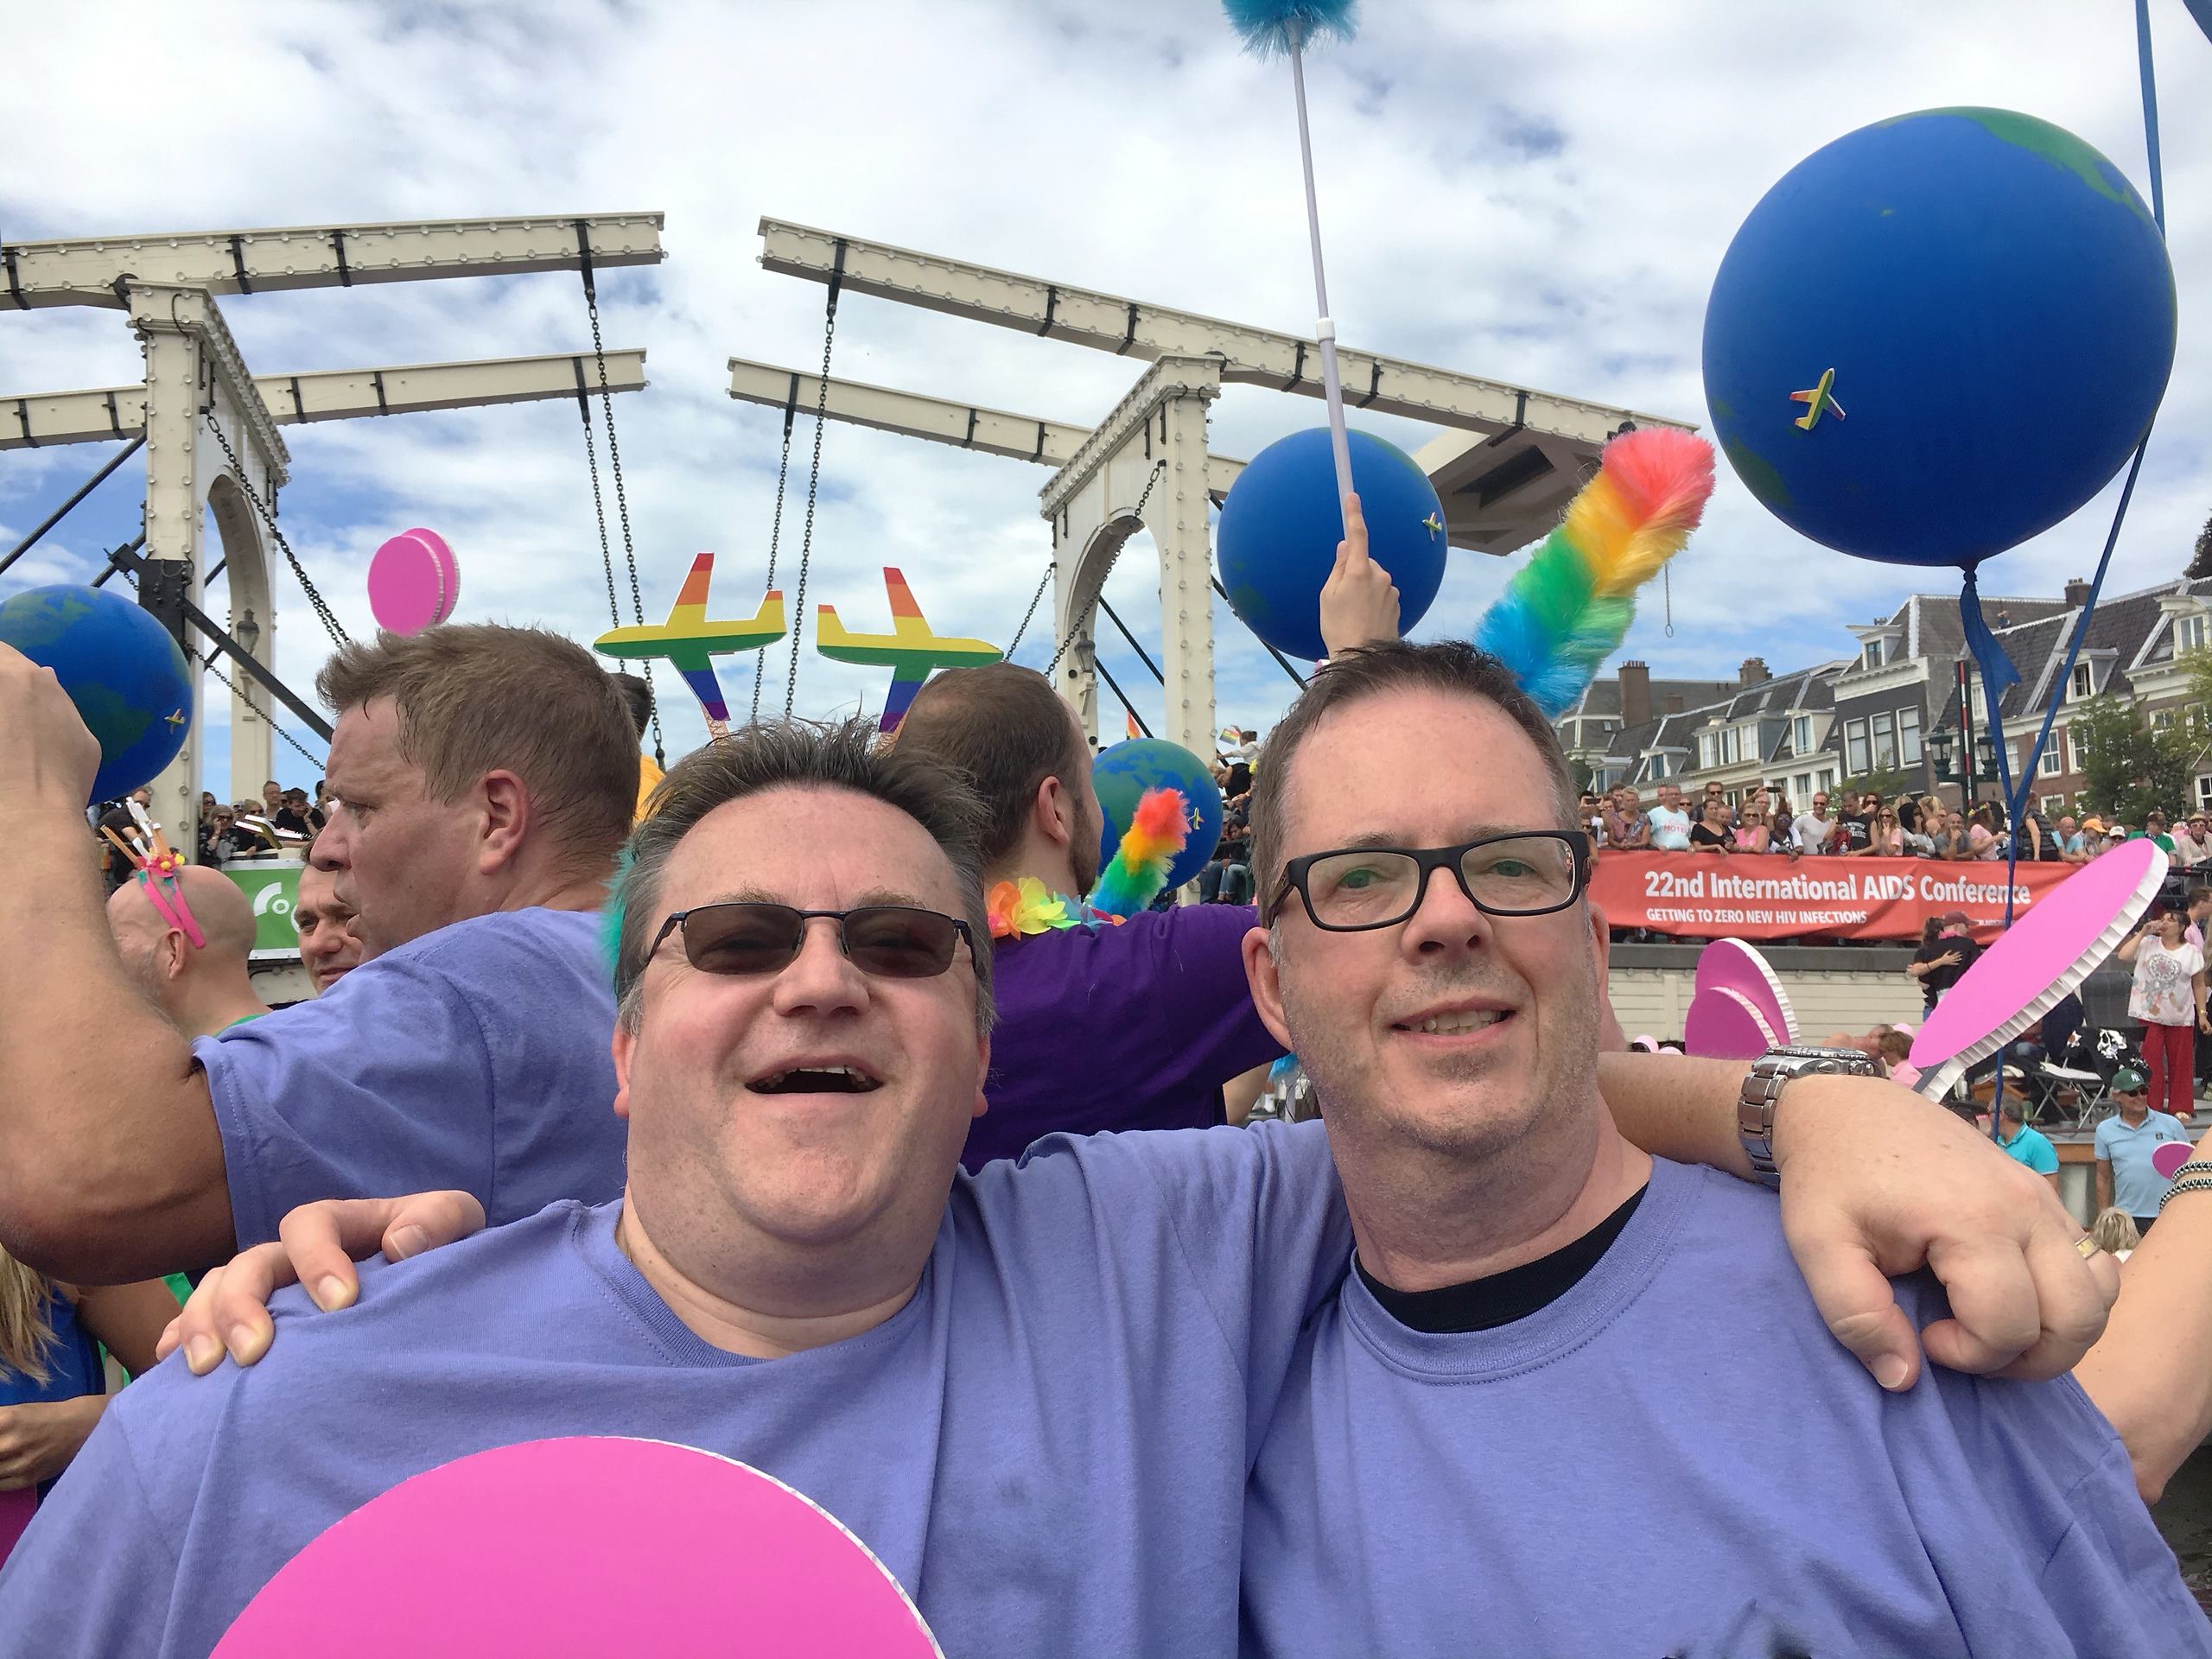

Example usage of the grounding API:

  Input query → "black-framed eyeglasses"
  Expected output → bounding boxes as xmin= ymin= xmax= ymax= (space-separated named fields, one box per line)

xmin=651 ymin=902 xmax=974 ymax=980
xmin=1267 ymin=831 xmax=1591 ymax=931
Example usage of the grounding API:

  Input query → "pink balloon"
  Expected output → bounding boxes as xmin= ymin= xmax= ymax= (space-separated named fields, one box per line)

xmin=367 ymin=529 xmax=460 ymax=635
xmin=213 ymin=1437 xmax=942 ymax=1657
xmin=2154 ymin=1141 xmax=2192 ymax=1180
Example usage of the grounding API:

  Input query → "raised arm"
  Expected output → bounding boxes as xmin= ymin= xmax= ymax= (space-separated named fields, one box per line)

xmin=0 ymin=647 xmax=235 ymax=1281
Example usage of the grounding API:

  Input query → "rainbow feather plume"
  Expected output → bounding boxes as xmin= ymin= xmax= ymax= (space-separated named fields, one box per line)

xmin=1471 ymin=428 xmax=1715 ymax=719
xmin=1089 ymin=787 xmax=1190 ymax=918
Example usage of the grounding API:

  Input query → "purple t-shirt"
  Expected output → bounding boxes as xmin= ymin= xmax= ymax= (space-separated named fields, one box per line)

xmin=963 ymin=904 xmax=1283 ymax=1170
xmin=1243 ymin=1158 xmax=2210 ymax=1656
xmin=194 ymin=907 xmax=625 ymax=1245
xmin=0 ymin=1122 xmax=1347 ymax=1657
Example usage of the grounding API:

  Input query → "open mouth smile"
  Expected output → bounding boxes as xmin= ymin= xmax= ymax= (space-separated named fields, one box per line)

xmin=747 ymin=1064 xmax=885 ymax=1096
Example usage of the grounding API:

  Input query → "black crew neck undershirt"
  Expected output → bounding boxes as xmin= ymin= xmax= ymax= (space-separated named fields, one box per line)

xmin=1357 ymin=1184 xmax=1649 ymax=1334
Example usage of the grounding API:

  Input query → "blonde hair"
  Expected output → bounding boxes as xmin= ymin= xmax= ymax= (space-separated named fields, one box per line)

xmin=0 ymin=1248 xmax=59 ymax=1384
xmin=2091 ymin=1207 xmax=2142 ymax=1256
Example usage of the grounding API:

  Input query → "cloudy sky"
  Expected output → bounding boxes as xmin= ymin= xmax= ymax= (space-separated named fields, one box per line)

xmin=3 ymin=0 xmax=2209 ymax=784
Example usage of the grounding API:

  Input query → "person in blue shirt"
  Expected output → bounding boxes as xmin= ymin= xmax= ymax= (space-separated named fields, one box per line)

xmin=25 ymin=712 xmax=2132 ymax=1656
xmin=1995 ymin=1097 xmax=2060 ymax=1191
xmin=0 ymin=626 xmax=640 ymax=1282
xmin=2095 ymin=1066 xmax=2192 ymax=1235
xmin=1235 ymin=642 xmax=2203 ymax=1656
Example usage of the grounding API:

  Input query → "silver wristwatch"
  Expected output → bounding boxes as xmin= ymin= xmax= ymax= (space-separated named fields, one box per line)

xmin=1737 ymin=1046 xmax=1882 ymax=1189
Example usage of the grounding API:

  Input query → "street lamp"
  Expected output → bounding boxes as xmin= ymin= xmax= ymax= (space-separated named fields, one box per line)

xmin=1926 ymin=724 xmax=1996 ymax=804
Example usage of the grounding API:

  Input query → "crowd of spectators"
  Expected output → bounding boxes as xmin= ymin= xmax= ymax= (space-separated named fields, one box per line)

xmin=1584 ymin=782 xmax=2212 ymax=869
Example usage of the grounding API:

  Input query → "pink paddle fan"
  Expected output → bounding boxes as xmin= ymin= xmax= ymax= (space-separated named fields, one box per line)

xmin=213 ymin=1436 xmax=943 ymax=1657
xmin=1682 ymin=938 xmax=1798 ymax=1060
xmin=1909 ymin=839 xmax=2168 ymax=1101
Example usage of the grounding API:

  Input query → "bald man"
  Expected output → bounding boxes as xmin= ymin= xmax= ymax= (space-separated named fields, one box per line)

xmin=292 ymin=863 xmax=363 ymax=995
xmin=105 ymin=868 xmax=270 ymax=1041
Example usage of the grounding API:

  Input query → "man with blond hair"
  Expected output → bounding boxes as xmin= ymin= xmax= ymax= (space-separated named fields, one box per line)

xmin=0 ymin=626 xmax=639 ymax=1282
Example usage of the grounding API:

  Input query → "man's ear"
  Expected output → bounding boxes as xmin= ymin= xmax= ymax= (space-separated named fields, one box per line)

xmin=1242 ymin=921 xmax=1295 ymax=1052
xmin=1586 ymin=899 xmax=1619 ymax=1045
xmin=479 ymin=770 xmax=531 ymax=874
xmin=611 ymin=1018 xmax=635 ymax=1122
xmin=1034 ymin=775 xmax=1073 ymax=852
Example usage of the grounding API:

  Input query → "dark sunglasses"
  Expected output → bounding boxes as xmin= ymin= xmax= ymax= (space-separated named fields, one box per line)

xmin=1268 ymin=832 xmax=1591 ymax=931
xmin=651 ymin=902 xmax=973 ymax=980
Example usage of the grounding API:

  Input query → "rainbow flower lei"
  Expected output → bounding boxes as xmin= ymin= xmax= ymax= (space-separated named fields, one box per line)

xmin=986 ymin=876 xmax=1125 ymax=941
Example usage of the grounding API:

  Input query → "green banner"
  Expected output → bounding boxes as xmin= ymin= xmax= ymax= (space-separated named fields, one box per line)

xmin=221 ymin=860 xmax=304 ymax=958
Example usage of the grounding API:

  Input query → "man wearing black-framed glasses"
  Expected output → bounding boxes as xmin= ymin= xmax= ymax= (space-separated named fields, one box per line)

xmin=1235 ymin=640 xmax=2189 ymax=1656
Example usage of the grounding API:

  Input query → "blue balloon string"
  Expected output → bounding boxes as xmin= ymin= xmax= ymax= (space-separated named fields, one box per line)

xmin=1970 ymin=2 xmax=2166 ymax=1131
xmin=2139 ymin=0 xmax=2167 ymax=234
xmin=1993 ymin=0 xmax=2168 ymax=923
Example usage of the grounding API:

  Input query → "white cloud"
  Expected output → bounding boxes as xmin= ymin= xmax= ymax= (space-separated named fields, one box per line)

xmin=4 ymin=0 xmax=2209 ymax=764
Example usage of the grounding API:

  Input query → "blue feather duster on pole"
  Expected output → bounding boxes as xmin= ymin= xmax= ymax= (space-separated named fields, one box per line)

xmin=1224 ymin=0 xmax=1359 ymax=58
xmin=1222 ymin=0 xmax=1363 ymax=530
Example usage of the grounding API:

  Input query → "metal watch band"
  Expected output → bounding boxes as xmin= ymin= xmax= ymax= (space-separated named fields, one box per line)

xmin=2161 ymin=1176 xmax=2212 ymax=1211
xmin=1736 ymin=1046 xmax=1884 ymax=1190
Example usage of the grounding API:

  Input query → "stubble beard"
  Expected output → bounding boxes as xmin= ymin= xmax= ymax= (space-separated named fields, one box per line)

xmin=1276 ymin=944 xmax=1606 ymax=1166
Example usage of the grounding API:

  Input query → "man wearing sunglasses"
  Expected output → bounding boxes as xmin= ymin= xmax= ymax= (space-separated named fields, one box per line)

xmin=0 ymin=720 xmax=1368 ymax=1653
xmin=1235 ymin=642 xmax=2195 ymax=1654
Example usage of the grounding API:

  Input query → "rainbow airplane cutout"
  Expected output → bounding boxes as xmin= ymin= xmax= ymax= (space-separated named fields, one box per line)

xmin=594 ymin=552 xmax=785 ymax=734
xmin=815 ymin=568 xmax=1004 ymax=732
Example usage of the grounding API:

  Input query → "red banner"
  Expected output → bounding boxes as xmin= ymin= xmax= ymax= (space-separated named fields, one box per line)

xmin=1588 ymin=851 xmax=2077 ymax=942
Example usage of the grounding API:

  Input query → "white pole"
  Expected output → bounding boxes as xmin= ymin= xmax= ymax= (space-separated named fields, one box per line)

xmin=1286 ymin=24 xmax=1355 ymax=529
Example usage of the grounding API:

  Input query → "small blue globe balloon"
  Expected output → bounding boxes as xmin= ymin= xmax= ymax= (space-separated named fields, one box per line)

xmin=1217 ymin=428 xmax=1449 ymax=660
xmin=1092 ymin=737 xmax=1224 ymax=893
xmin=0 ymin=583 xmax=193 ymax=803
xmin=1704 ymin=107 xmax=2176 ymax=569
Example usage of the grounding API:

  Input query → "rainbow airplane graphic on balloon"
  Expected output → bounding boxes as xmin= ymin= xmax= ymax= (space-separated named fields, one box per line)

xmin=594 ymin=557 xmax=999 ymax=738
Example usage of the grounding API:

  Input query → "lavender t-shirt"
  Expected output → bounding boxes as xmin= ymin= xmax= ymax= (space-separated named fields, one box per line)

xmin=194 ymin=907 xmax=625 ymax=1245
xmin=0 ymin=1122 xmax=1346 ymax=1657
xmin=1242 ymin=1158 xmax=2209 ymax=1657
xmin=966 ymin=903 xmax=1284 ymax=1169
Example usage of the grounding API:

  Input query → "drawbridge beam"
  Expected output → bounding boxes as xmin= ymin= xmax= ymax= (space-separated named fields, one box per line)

xmin=4 ymin=349 xmax=649 ymax=451
xmin=726 ymin=358 xmax=1247 ymax=500
xmin=1 ymin=213 xmax=664 ymax=310
xmin=757 ymin=218 xmax=1682 ymax=448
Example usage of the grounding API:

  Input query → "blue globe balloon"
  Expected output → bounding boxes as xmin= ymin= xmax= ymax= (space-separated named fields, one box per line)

xmin=1217 ymin=428 xmax=1449 ymax=660
xmin=1704 ymin=108 xmax=2175 ymax=569
xmin=1092 ymin=737 xmax=1224 ymax=893
xmin=0 ymin=584 xmax=193 ymax=803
